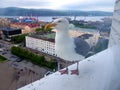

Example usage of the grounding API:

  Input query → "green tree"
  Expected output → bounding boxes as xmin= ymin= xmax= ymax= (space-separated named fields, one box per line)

xmin=0 ymin=55 xmax=7 ymax=62
xmin=11 ymin=34 xmax=27 ymax=44
xmin=35 ymin=25 xmax=52 ymax=34
xmin=11 ymin=46 xmax=56 ymax=69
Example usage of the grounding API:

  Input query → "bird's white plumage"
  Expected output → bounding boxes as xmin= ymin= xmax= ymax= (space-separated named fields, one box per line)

xmin=53 ymin=18 xmax=85 ymax=61
xmin=18 ymin=45 xmax=120 ymax=90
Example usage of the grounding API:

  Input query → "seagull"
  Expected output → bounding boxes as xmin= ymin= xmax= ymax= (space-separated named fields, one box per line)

xmin=45 ymin=18 xmax=90 ymax=75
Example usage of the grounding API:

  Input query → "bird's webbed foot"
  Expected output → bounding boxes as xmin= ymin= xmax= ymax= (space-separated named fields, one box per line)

xmin=71 ymin=69 xmax=79 ymax=75
xmin=59 ymin=68 xmax=68 ymax=75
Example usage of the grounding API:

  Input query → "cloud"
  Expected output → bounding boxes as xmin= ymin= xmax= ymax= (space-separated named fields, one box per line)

xmin=61 ymin=0 xmax=115 ymax=11
xmin=0 ymin=0 xmax=51 ymax=7
xmin=0 ymin=0 xmax=115 ymax=11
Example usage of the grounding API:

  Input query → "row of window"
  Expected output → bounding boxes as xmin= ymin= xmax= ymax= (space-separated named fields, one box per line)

xmin=26 ymin=37 xmax=56 ymax=56
xmin=26 ymin=37 xmax=54 ymax=47
xmin=26 ymin=36 xmax=54 ymax=44
xmin=27 ymin=43 xmax=55 ymax=52
xmin=37 ymin=48 xmax=56 ymax=56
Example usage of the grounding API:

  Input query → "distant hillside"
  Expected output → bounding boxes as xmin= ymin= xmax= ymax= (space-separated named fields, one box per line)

xmin=0 ymin=7 xmax=113 ymax=16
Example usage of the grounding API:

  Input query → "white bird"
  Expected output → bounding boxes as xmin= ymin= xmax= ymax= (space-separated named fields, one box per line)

xmin=45 ymin=18 xmax=90 ymax=75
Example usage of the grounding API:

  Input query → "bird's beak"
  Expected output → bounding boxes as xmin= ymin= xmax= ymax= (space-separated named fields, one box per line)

xmin=45 ymin=23 xmax=56 ymax=30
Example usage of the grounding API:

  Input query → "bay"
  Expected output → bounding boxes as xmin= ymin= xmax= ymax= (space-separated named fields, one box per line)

xmin=0 ymin=16 xmax=112 ymax=22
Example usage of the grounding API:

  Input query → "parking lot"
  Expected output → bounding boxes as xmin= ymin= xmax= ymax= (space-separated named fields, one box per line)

xmin=0 ymin=40 xmax=49 ymax=90
xmin=0 ymin=40 xmax=47 ymax=73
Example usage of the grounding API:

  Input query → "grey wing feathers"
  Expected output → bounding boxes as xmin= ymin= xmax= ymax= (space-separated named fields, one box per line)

xmin=74 ymin=37 xmax=90 ymax=56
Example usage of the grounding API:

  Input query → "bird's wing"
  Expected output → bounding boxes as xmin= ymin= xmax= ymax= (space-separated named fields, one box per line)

xmin=74 ymin=37 xmax=90 ymax=56
xmin=78 ymin=34 xmax=93 ymax=40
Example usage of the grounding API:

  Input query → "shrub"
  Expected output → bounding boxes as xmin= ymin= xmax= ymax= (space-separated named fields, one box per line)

xmin=0 ymin=55 xmax=7 ymax=62
xmin=11 ymin=34 xmax=27 ymax=44
xmin=11 ymin=46 xmax=56 ymax=69
xmin=35 ymin=25 xmax=52 ymax=33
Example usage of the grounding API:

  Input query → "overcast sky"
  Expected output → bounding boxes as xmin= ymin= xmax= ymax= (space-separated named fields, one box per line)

xmin=0 ymin=0 xmax=115 ymax=11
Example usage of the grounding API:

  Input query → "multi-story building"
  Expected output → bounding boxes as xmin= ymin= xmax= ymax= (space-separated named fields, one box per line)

xmin=1 ymin=27 xmax=22 ymax=40
xmin=26 ymin=36 xmax=56 ymax=56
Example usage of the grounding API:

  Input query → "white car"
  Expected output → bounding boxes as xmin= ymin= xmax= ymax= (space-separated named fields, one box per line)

xmin=44 ymin=71 xmax=53 ymax=77
xmin=0 ymin=48 xmax=4 ymax=52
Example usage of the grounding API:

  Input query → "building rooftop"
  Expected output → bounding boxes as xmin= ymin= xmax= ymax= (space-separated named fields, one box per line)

xmin=29 ymin=32 xmax=55 ymax=42
xmin=1 ymin=27 xmax=21 ymax=31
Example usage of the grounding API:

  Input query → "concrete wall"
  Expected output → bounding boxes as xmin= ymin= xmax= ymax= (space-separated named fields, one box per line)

xmin=109 ymin=0 xmax=120 ymax=47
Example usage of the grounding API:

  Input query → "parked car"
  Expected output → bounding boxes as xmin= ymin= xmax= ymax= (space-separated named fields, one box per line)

xmin=44 ymin=71 xmax=53 ymax=77
xmin=0 ymin=48 xmax=4 ymax=52
xmin=10 ymin=55 xmax=18 ymax=58
xmin=2 ymin=52 xmax=7 ymax=55
xmin=16 ymin=58 xmax=23 ymax=62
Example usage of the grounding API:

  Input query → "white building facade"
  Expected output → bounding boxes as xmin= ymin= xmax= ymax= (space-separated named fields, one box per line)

xmin=26 ymin=36 xmax=56 ymax=56
xmin=109 ymin=0 xmax=120 ymax=47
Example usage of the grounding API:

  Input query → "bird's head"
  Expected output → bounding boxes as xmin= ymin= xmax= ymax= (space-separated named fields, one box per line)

xmin=45 ymin=18 xmax=69 ymax=31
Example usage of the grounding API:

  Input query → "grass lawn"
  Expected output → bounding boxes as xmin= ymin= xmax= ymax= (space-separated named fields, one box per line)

xmin=0 ymin=55 xmax=7 ymax=63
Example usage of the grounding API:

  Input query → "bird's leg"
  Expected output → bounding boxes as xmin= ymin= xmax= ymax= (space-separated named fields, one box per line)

xmin=71 ymin=61 xmax=79 ymax=75
xmin=59 ymin=67 xmax=68 ymax=75
xmin=59 ymin=61 xmax=68 ymax=75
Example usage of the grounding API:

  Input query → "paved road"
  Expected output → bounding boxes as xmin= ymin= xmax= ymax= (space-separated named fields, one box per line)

xmin=0 ymin=40 xmax=56 ymax=89
xmin=0 ymin=40 xmax=48 ymax=77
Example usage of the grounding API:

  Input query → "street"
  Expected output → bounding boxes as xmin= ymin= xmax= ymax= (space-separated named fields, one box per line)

xmin=0 ymin=40 xmax=49 ymax=90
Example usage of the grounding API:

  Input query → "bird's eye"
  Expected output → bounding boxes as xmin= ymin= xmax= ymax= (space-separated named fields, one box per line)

xmin=58 ymin=20 xmax=62 ymax=23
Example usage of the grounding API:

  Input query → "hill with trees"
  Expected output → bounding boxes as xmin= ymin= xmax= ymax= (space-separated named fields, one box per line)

xmin=0 ymin=7 xmax=113 ymax=16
